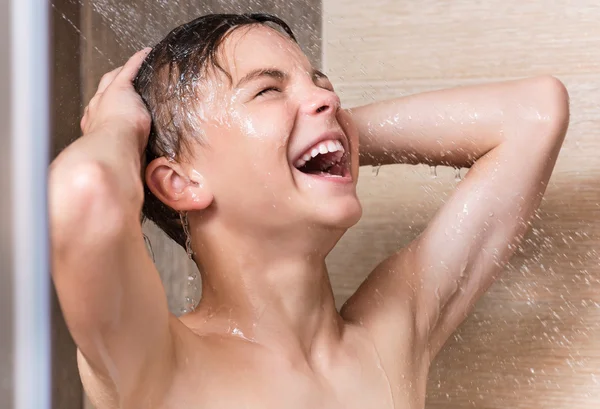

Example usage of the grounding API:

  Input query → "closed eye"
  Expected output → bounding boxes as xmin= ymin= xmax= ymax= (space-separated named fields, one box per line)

xmin=314 ymin=70 xmax=334 ymax=92
xmin=255 ymin=87 xmax=281 ymax=98
xmin=318 ymin=80 xmax=335 ymax=93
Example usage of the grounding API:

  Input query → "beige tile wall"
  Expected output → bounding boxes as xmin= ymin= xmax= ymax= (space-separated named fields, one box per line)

xmin=323 ymin=1 xmax=600 ymax=408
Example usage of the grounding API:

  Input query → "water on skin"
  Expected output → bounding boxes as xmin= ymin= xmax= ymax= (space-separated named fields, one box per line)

xmin=230 ymin=327 xmax=257 ymax=343
xmin=190 ymin=169 xmax=206 ymax=188
xmin=181 ymin=273 xmax=199 ymax=314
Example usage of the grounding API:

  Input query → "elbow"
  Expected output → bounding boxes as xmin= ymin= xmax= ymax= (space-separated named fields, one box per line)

xmin=49 ymin=161 xmax=130 ymax=251
xmin=526 ymin=75 xmax=570 ymax=141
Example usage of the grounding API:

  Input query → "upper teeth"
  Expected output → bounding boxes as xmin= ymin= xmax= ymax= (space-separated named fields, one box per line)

xmin=294 ymin=140 xmax=345 ymax=168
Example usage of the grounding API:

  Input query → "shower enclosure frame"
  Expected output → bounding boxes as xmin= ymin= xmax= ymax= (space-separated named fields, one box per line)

xmin=3 ymin=0 xmax=52 ymax=408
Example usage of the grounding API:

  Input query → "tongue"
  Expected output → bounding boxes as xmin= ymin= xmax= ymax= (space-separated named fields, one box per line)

xmin=326 ymin=163 xmax=345 ymax=177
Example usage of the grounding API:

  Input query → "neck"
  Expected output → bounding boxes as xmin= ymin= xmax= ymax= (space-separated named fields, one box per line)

xmin=185 ymin=219 xmax=344 ymax=359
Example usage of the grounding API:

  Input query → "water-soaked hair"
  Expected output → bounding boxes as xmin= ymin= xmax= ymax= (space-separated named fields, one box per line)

xmin=134 ymin=13 xmax=297 ymax=249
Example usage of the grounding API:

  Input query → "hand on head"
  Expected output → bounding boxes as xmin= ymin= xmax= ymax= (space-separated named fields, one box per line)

xmin=80 ymin=48 xmax=153 ymax=146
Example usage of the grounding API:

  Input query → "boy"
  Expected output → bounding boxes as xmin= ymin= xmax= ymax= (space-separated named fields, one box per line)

xmin=49 ymin=13 xmax=569 ymax=409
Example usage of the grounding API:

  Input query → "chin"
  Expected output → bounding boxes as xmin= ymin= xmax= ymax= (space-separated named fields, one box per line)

xmin=316 ymin=196 xmax=363 ymax=229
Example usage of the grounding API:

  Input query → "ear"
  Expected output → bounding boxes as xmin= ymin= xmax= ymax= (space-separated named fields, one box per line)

xmin=145 ymin=157 xmax=213 ymax=212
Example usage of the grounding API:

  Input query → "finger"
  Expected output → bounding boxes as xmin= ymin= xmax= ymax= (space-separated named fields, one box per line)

xmin=114 ymin=47 xmax=152 ymax=85
xmin=97 ymin=67 xmax=123 ymax=94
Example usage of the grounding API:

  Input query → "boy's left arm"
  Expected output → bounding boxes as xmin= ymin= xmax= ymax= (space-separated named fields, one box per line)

xmin=341 ymin=76 xmax=569 ymax=360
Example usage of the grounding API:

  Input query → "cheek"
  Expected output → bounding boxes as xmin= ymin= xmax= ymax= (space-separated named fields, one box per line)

xmin=232 ymin=103 xmax=294 ymax=143
xmin=230 ymin=111 xmax=260 ymax=138
xmin=204 ymin=127 xmax=291 ymax=189
xmin=337 ymin=110 xmax=360 ymax=174
xmin=338 ymin=109 xmax=359 ymax=145
xmin=204 ymin=103 xmax=295 ymax=191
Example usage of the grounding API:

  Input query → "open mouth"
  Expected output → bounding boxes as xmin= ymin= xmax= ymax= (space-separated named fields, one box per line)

xmin=293 ymin=139 xmax=349 ymax=178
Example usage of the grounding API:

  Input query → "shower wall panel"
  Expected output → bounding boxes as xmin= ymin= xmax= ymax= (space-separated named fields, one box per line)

xmin=323 ymin=1 xmax=600 ymax=408
xmin=51 ymin=0 xmax=84 ymax=408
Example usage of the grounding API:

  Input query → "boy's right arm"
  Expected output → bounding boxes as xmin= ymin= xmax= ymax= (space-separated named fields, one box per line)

xmin=49 ymin=50 xmax=175 ymax=404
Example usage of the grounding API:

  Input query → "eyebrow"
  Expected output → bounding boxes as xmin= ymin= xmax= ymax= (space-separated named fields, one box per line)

xmin=234 ymin=69 xmax=286 ymax=89
xmin=234 ymin=68 xmax=330 ymax=89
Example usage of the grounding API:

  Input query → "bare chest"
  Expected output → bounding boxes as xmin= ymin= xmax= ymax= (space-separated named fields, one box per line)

xmin=83 ymin=332 xmax=422 ymax=409
xmin=158 ymin=341 xmax=414 ymax=409
xmin=163 ymin=364 xmax=394 ymax=409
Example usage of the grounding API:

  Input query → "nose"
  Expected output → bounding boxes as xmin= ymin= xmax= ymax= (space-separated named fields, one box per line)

xmin=299 ymin=86 xmax=341 ymax=117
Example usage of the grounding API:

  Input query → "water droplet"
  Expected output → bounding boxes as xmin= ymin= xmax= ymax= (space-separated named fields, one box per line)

xmin=454 ymin=167 xmax=462 ymax=181
xmin=372 ymin=165 xmax=381 ymax=176
xmin=430 ymin=165 xmax=437 ymax=178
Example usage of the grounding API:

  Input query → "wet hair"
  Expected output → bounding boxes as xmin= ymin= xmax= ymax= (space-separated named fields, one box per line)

xmin=134 ymin=13 xmax=297 ymax=249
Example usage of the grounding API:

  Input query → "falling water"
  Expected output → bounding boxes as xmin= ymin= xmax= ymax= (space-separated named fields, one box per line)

xmin=51 ymin=0 xmax=323 ymax=69
xmin=454 ymin=167 xmax=462 ymax=181
xmin=430 ymin=165 xmax=437 ymax=178
xmin=50 ymin=3 xmax=114 ymax=65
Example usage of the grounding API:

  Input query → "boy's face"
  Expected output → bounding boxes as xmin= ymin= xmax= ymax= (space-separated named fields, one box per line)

xmin=187 ymin=25 xmax=362 ymax=235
